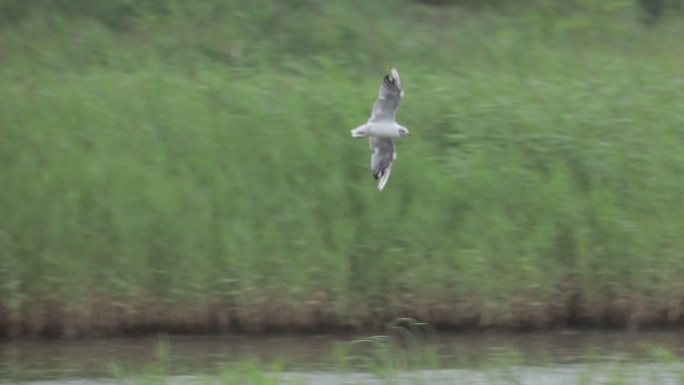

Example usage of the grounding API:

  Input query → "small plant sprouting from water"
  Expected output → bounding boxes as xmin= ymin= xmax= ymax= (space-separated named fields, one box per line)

xmin=483 ymin=349 xmax=527 ymax=385
xmin=1 ymin=351 xmax=27 ymax=384
xmin=646 ymin=344 xmax=677 ymax=364
xmin=108 ymin=338 xmax=287 ymax=385
xmin=215 ymin=360 xmax=284 ymax=385
xmin=109 ymin=335 xmax=173 ymax=385
xmin=151 ymin=335 xmax=171 ymax=376
xmin=337 ymin=318 xmax=440 ymax=383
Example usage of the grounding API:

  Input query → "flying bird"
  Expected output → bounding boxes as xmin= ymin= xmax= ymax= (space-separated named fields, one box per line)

xmin=350 ymin=68 xmax=410 ymax=191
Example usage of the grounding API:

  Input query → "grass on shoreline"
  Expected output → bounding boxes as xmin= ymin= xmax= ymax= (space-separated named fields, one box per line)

xmin=50 ymin=321 xmax=684 ymax=384
xmin=117 ymin=322 xmax=684 ymax=385
xmin=1 ymin=1 xmax=684 ymax=337
xmin=3 ymin=320 xmax=684 ymax=384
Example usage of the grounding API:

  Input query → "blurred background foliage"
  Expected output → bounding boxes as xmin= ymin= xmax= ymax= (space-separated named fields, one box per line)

xmin=0 ymin=0 xmax=682 ymax=27
xmin=0 ymin=0 xmax=683 ymax=337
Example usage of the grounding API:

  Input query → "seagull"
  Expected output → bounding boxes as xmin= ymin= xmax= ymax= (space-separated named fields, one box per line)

xmin=350 ymin=68 xmax=410 ymax=191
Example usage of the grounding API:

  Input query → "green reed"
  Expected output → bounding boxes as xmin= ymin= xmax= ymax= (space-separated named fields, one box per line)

xmin=1 ymin=0 xmax=684 ymax=336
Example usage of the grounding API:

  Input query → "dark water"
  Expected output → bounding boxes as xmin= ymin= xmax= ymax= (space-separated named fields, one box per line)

xmin=1 ymin=330 xmax=684 ymax=383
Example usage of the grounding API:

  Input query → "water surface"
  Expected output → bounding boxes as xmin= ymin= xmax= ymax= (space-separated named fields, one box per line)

xmin=2 ymin=330 xmax=683 ymax=383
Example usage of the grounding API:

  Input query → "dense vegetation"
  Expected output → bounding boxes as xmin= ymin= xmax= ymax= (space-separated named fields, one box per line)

xmin=1 ymin=0 xmax=684 ymax=337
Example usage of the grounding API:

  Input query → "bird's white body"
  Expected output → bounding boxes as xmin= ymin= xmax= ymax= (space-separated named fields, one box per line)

xmin=351 ymin=122 xmax=407 ymax=139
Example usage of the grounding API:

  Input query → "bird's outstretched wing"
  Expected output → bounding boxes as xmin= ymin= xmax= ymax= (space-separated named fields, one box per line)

xmin=368 ymin=68 xmax=404 ymax=123
xmin=370 ymin=137 xmax=397 ymax=191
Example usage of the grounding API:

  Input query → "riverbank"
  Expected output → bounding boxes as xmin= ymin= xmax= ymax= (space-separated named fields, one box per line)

xmin=2 ymin=325 xmax=684 ymax=383
xmin=1 ymin=1 xmax=684 ymax=338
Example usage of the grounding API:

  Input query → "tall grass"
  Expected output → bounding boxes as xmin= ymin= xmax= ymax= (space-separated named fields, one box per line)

xmin=1 ymin=0 xmax=684 ymax=336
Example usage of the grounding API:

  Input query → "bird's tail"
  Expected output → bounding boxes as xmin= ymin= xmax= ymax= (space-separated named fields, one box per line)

xmin=351 ymin=124 xmax=368 ymax=138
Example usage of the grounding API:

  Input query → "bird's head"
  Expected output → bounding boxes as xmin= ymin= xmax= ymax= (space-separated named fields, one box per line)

xmin=398 ymin=127 xmax=411 ymax=137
